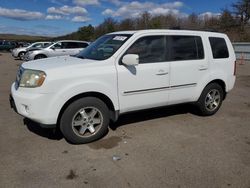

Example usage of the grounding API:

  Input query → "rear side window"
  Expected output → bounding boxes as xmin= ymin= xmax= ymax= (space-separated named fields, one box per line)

xmin=168 ymin=36 xmax=204 ymax=61
xmin=78 ymin=42 xmax=89 ymax=48
xmin=63 ymin=42 xmax=79 ymax=49
xmin=209 ymin=37 xmax=229 ymax=59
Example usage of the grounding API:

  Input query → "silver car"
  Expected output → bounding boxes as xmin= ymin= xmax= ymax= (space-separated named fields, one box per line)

xmin=24 ymin=40 xmax=89 ymax=61
xmin=12 ymin=42 xmax=52 ymax=59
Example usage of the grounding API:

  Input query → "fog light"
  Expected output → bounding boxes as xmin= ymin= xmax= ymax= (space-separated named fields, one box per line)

xmin=22 ymin=104 xmax=30 ymax=113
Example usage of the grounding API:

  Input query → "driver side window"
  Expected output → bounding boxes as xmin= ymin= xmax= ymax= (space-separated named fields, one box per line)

xmin=125 ymin=36 xmax=166 ymax=64
xmin=52 ymin=42 xmax=62 ymax=49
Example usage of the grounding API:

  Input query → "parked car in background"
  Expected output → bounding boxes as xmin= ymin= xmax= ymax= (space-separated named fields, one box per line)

xmin=12 ymin=42 xmax=52 ymax=59
xmin=24 ymin=40 xmax=89 ymax=60
xmin=10 ymin=29 xmax=236 ymax=144
xmin=17 ymin=42 xmax=31 ymax=48
xmin=0 ymin=40 xmax=17 ymax=51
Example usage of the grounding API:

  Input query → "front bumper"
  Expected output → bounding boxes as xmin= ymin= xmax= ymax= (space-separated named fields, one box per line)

xmin=9 ymin=94 xmax=17 ymax=113
xmin=11 ymin=50 xmax=19 ymax=58
xmin=10 ymin=83 xmax=57 ymax=127
xmin=23 ymin=53 xmax=34 ymax=61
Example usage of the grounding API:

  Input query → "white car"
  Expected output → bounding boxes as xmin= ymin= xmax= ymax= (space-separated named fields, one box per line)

xmin=10 ymin=29 xmax=236 ymax=144
xmin=11 ymin=42 xmax=52 ymax=59
xmin=24 ymin=40 xmax=89 ymax=61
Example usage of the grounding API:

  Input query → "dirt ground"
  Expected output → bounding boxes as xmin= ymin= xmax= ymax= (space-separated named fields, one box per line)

xmin=0 ymin=52 xmax=250 ymax=188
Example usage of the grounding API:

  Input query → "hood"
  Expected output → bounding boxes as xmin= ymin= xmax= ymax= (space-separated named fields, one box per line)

xmin=14 ymin=47 xmax=26 ymax=51
xmin=22 ymin=56 xmax=98 ymax=71
xmin=26 ymin=47 xmax=43 ymax=51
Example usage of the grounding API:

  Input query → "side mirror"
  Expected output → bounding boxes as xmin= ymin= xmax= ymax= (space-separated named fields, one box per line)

xmin=50 ymin=46 xmax=55 ymax=50
xmin=122 ymin=54 xmax=139 ymax=66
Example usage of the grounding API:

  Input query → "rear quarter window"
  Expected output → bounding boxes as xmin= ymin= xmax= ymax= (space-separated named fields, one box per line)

xmin=209 ymin=37 xmax=229 ymax=59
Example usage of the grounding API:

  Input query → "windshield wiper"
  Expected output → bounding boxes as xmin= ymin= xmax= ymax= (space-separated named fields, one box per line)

xmin=71 ymin=54 xmax=85 ymax=59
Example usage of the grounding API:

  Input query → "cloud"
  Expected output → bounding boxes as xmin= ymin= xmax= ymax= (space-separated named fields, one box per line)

xmin=102 ymin=9 xmax=114 ymax=16
xmin=45 ymin=15 xmax=63 ymax=20
xmin=102 ymin=0 xmax=123 ymax=6
xmin=72 ymin=15 xmax=91 ymax=22
xmin=0 ymin=24 xmax=67 ymax=36
xmin=199 ymin=12 xmax=221 ymax=19
xmin=73 ymin=0 xmax=100 ymax=6
xmin=0 ymin=6 xmax=44 ymax=20
xmin=47 ymin=5 xmax=88 ymax=15
xmin=50 ymin=0 xmax=69 ymax=5
xmin=102 ymin=1 xmax=185 ymax=18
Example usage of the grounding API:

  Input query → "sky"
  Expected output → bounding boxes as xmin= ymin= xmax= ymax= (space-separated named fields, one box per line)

xmin=0 ymin=0 xmax=237 ymax=37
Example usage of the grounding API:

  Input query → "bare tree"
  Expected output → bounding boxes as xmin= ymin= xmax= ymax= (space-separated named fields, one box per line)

xmin=232 ymin=0 xmax=250 ymax=29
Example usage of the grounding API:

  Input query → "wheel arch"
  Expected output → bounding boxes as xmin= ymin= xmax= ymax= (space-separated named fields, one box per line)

xmin=204 ymin=79 xmax=226 ymax=99
xmin=56 ymin=91 xmax=118 ymax=126
xmin=18 ymin=51 xmax=25 ymax=57
xmin=34 ymin=54 xmax=47 ymax=59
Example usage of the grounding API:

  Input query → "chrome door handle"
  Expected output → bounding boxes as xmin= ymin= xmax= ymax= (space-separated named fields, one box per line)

xmin=156 ymin=70 xmax=169 ymax=75
xmin=199 ymin=65 xmax=208 ymax=71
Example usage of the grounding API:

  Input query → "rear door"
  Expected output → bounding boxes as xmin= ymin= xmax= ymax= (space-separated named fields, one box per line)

xmin=168 ymin=35 xmax=208 ymax=104
xmin=63 ymin=42 xmax=80 ymax=55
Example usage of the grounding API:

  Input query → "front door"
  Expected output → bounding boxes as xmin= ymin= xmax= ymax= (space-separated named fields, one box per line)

xmin=116 ymin=35 xmax=170 ymax=113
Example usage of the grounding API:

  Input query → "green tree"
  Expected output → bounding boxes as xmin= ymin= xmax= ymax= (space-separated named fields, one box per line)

xmin=78 ymin=24 xmax=95 ymax=41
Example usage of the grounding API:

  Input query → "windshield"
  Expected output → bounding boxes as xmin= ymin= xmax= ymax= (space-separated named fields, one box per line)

xmin=44 ymin=42 xmax=53 ymax=48
xmin=77 ymin=34 xmax=132 ymax=60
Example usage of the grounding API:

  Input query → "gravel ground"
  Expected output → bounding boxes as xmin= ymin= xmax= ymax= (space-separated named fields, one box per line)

xmin=0 ymin=52 xmax=250 ymax=188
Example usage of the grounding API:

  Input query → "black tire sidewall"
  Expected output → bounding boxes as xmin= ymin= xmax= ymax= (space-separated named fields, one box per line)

xmin=60 ymin=97 xmax=110 ymax=144
xmin=35 ymin=54 xmax=46 ymax=60
xmin=197 ymin=83 xmax=224 ymax=116
xmin=18 ymin=52 xmax=25 ymax=58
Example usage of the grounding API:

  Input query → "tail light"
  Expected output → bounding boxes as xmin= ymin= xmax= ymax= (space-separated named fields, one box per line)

xmin=234 ymin=60 xmax=236 ymax=76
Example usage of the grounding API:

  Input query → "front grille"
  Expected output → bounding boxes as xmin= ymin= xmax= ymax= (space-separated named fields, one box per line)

xmin=15 ymin=66 xmax=24 ymax=89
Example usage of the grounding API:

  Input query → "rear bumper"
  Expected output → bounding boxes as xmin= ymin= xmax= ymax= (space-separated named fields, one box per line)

xmin=226 ymin=75 xmax=236 ymax=92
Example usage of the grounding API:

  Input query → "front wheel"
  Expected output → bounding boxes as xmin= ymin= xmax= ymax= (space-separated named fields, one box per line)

xmin=60 ymin=97 xmax=110 ymax=144
xmin=196 ymin=83 xmax=224 ymax=116
xmin=18 ymin=52 xmax=25 ymax=59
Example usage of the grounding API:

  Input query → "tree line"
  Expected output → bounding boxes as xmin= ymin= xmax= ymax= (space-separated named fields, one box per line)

xmin=55 ymin=0 xmax=250 ymax=42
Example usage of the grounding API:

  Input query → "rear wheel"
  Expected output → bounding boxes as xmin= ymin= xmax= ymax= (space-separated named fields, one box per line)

xmin=60 ymin=97 xmax=110 ymax=144
xmin=197 ymin=83 xmax=224 ymax=116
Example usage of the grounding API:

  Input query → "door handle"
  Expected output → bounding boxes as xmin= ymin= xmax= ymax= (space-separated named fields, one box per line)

xmin=156 ymin=69 xmax=169 ymax=75
xmin=199 ymin=65 xmax=208 ymax=71
xmin=62 ymin=50 xmax=67 ymax=52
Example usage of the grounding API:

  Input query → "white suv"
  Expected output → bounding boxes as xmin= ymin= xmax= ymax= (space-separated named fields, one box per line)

xmin=10 ymin=30 xmax=236 ymax=144
xmin=24 ymin=40 xmax=89 ymax=61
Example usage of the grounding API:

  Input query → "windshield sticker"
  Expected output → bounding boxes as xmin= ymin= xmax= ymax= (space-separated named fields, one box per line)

xmin=113 ymin=36 xmax=127 ymax=41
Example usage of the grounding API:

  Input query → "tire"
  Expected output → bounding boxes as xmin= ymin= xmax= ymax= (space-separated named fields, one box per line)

xmin=34 ymin=54 xmax=46 ymax=60
xmin=196 ymin=83 xmax=224 ymax=116
xmin=60 ymin=97 xmax=110 ymax=144
xmin=18 ymin=52 xmax=25 ymax=59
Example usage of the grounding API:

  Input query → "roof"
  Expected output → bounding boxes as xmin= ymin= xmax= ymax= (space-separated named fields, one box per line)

xmin=109 ymin=29 xmax=224 ymax=36
xmin=55 ymin=40 xmax=89 ymax=43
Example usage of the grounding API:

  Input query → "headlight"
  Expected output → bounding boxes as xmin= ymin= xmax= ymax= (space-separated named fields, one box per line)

xmin=19 ymin=69 xmax=46 ymax=88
